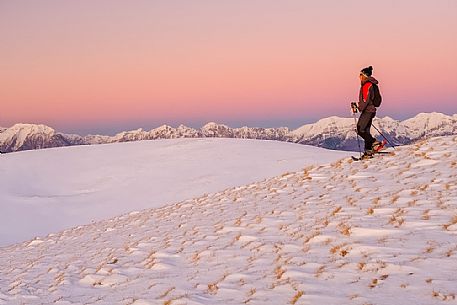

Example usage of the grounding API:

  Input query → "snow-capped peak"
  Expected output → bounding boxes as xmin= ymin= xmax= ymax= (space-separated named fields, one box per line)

xmin=201 ymin=122 xmax=232 ymax=137
xmin=402 ymin=112 xmax=456 ymax=138
xmin=201 ymin=122 xmax=229 ymax=129
xmin=2 ymin=123 xmax=55 ymax=137
xmin=292 ymin=116 xmax=355 ymax=137
xmin=155 ymin=124 xmax=173 ymax=131
xmin=0 ymin=123 xmax=58 ymax=151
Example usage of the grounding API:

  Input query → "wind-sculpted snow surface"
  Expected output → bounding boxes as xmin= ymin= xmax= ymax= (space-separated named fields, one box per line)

xmin=1 ymin=136 xmax=457 ymax=305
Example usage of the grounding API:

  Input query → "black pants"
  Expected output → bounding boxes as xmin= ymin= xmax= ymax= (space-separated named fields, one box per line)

xmin=357 ymin=111 xmax=376 ymax=151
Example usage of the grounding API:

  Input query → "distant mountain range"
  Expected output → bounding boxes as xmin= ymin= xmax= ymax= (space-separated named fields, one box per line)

xmin=1 ymin=112 xmax=456 ymax=153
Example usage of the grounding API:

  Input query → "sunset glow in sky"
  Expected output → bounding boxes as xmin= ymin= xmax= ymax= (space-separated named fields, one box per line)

xmin=1 ymin=0 xmax=456 ymax=134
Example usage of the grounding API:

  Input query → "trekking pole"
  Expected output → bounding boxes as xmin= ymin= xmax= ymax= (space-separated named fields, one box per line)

xmin=350 ymin=102 xmax=362 ymax=158
xmin=371 ymin=123 xmax=397 ymax=150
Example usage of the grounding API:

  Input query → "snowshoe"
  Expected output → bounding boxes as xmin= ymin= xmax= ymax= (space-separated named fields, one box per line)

xmin=351 ymin=150 xmax=374 ymax=161
xmin=372 ymin=140 xmax=387 ymax=153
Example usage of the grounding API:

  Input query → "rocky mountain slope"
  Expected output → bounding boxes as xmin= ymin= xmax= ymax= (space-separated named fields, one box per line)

xmin=1 ymin=112 xmax=456 ymax=153
xmin=1 ymin=135 xmax=456 ymax=304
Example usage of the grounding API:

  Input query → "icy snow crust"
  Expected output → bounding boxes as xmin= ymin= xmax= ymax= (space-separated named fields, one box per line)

xmin=1 ymin=136 xmax=456 ymax=304
xmin=0 ymin=138 xmax=351 ymax=246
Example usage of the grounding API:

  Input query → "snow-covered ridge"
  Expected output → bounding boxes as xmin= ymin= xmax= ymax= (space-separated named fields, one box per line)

xmin=1 ymin=112 xmax=456 ymax=153
xmin=1 ymin=135 xmax=456 ymax=304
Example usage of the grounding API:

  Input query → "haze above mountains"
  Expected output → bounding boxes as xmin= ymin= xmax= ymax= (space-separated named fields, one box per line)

xmin=1 ymin=112 xmax=456 ymax=153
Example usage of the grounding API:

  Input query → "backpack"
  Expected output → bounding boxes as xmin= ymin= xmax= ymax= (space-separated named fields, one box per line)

xmin=371 ymin=83 xmax=382 ymax=107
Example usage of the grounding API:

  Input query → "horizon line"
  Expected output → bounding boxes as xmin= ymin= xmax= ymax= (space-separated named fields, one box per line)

xmin=1 ymin=111 xmax=456 ymax=137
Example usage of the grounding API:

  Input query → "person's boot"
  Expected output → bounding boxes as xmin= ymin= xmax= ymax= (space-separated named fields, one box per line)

xmin=361 ymin=150 xmax=374 ymax=160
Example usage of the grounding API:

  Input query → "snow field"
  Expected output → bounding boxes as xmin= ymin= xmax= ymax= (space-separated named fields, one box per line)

xmin=0 ymin=138 xmax=351 ymax=246
xmin=0 ymin=136 xmax=456 ymax=304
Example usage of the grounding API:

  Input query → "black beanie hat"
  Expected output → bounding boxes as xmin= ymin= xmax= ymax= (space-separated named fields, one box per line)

xmin=361 ymin=66 xmax=373 ymax=76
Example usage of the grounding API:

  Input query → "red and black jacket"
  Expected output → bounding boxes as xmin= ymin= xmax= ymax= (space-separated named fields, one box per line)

xmin=358 ymin=76 xmax=379 ymax=113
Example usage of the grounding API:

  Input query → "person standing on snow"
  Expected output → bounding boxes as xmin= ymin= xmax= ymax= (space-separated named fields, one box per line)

xmin=357 ymin=66 xmax=382 ymax=157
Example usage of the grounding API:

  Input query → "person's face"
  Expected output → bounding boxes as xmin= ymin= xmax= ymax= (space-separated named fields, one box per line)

xmin=359 ymin=73 xmax=366 ymax=81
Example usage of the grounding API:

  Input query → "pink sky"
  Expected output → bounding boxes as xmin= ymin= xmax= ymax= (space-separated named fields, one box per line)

xmin=1 ymin=0 xmax=456 ymax=134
